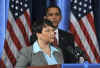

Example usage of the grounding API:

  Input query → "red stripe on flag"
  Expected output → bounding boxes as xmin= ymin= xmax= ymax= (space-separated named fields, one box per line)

xmin=7 ymin=20 xmax=22 ymax=50
xmin=0 ymin=59 xmax=6 ymax=68
xmin=16 ymin=18 xmax=30 ymax=46
xmin=79 ymin=20 xmax=99 ymax=62
xmin=86 ymin=13 xmax=96 ymax=34
xmin=4 ymin=40 xmax=16 ymax=66
xmin=24 ymin=10 xmax=32 ymax=32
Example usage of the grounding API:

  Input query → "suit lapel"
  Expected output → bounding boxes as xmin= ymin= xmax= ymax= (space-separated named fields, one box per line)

xmin=58 ymin=29 xmax=64 ymax=47
xmin=53 ymin=51 xmax=63 ymax=64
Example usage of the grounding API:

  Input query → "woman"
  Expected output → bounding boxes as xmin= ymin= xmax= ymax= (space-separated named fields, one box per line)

xmin=15 ymin=19 xmax=64 ymax=68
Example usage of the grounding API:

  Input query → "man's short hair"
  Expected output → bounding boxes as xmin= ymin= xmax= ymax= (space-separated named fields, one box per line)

xmin=45 ymin=5 xmax=61 ymax=16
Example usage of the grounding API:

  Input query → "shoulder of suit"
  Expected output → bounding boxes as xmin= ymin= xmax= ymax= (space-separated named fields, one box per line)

xmin=20 ymin=46 xmax=33 ymax=54
xmin=58 ymin=29 xmax=74 ymax=36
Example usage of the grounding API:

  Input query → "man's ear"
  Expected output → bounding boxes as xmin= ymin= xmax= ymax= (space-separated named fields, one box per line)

xmin=44 ymin=16 xmax=47 ymax=19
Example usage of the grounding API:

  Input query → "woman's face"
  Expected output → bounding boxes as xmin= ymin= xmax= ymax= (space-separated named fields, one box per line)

xmin=38 ymin=25 xmax=55 ymax=43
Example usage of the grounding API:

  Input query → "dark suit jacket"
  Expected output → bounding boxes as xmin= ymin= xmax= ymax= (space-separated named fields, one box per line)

xmin=58 ymin=29 xmax=87 ymax=63
xmin=58 ymin=29 xmax=77 ymax=63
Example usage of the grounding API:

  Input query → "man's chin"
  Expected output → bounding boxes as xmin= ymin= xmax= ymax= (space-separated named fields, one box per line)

xmin=53 ymin=24 xmax=58 ymax=28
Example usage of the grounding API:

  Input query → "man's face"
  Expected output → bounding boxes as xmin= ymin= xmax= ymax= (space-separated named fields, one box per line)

xmin=46 ymin=7 xmax=61 ymax=28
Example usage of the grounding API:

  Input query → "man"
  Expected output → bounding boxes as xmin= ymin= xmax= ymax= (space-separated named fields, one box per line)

xmin=44 ymin=5 xmax=87 ymax=63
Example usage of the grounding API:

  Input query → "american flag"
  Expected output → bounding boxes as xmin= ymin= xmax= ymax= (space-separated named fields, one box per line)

xmin=0 ymin=0 xmax=32 ymax=68
xmin=70 ymin=0 xmax=100 ymax=63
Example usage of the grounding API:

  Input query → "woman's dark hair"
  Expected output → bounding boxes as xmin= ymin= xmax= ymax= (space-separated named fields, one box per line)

xmin=30 ymin=19 xmax=55 ymax=45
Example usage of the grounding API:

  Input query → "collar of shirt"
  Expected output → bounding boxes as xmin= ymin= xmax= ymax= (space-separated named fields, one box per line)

xmin=55 ymin=29 xmax=59 ymax=44
xmin=32 ymin=41 xmax=58 ymax=54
